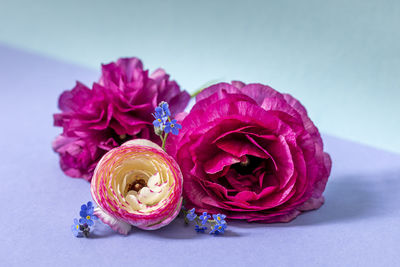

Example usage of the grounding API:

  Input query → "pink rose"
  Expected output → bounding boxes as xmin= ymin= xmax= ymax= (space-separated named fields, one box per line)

xmin=170 ymin=82 xmax=332 ymax=223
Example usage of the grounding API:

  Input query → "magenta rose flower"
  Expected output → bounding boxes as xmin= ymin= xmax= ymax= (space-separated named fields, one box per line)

xmin=170 ymin=81 xmax=332 ymax=223
xmin=53 ymin=58 xmax=190 ymax=181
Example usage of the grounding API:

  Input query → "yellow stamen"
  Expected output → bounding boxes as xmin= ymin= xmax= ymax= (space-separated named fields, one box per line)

xmin=86 ymin=215 xmax=91 ymax=220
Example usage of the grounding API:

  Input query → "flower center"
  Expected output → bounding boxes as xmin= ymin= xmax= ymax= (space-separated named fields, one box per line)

xmin=127 ymin=179 xmax=147 ymax=192
xmin=240 ymin=157 xmax=249 ymax=166
xmin=232 ymin=155 xmax=262 ymax=175
xmin=111 ymin=130 xmax=132 ymax=146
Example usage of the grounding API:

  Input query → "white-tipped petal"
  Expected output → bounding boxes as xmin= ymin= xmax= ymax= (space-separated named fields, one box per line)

xmin=126 ymin=191 xmax=144 ymax=210
xmin=147 ymin=172 xmax=161 ymax=188
xmin=122 ymin=139 xmax=163 ymax=151
xmin=94 ymin=207 xmax=132 ymax=235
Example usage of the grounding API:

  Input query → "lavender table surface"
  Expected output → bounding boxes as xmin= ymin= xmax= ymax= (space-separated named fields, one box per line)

xmin=1 ymin=44 xmax=399 ymax=267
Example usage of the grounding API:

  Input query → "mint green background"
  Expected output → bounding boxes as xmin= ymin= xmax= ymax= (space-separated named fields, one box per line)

xmin=1 ymin=0 xmax=399 ymax=153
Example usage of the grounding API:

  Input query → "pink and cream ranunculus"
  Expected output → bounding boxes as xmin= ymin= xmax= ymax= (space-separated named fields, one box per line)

xmin=91 ymin=139 xmax=183 ymax=234
xmin=170 ymin=82 xmax=332 ymax=223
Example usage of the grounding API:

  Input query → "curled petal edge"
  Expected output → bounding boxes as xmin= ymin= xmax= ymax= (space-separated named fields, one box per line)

xmin=121 ymin=138 xmax=163 ymax=151
xmin=297 ymin=196 xmax=325 ymax=211
xmin=94 ymin=207 xmax=132 ymax=235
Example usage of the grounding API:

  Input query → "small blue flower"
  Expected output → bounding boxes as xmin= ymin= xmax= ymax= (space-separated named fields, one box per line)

xmin=164 ymin=119 xmax=182 ymax=135
xmin=186 ymin=208 xmax=197 ymax=221
xmin=195 ymin=225 xmax=207 ymax=233
xmin=79 ymin=201 xmax=94 ymax=217
xmin=210 ymin=221 xmax=227 ymax=235
xmin=71 ymin=218 xmax=83 ymax=238
xmin=161 ymin=102 xmax=171 ymax=117
xmin=199 ymin=212 xmax=211 ymax=225
xmin=152 ymin=107 xmax=168 ymax=128
xmin=154 ymin=106 xmax=164 ymax=116
xmin=213 ymin=214 xmax=226 ymax=224
xmin=79 ymin=201 xmax=98 ymax=226
xmin=152 ymin=117 xmax=165 ymax=128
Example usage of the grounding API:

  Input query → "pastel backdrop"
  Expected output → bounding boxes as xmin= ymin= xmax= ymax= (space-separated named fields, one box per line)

xmin=1 ymin=1 xmax=400 ymax=266
xmin=0 ymin=0 xmax=399 ymax=153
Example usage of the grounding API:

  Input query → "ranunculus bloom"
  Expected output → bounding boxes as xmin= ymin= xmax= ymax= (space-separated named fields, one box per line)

xmin=53 ymin=58 xmax=190 ymax=180
xmin=170 ymin=82 xmax=332 ymax=223
xmin=91 ymin=139 xmax=183 ymax=234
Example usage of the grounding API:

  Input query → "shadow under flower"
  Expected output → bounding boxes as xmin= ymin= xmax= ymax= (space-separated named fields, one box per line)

xmin=89 ymin=222 xmax=116 ymax=239
xmin=89 ymin=169 xmax=400 ymax=238
xmin=290 ymin=169 xmax=399 ymax=227
xmin=89 ymin=213 xmax=246 ymax=239
xmin=233 ymin=169 xmax=400 ymax=228
xmin=138 ymin=216 xmax=247 ymax=239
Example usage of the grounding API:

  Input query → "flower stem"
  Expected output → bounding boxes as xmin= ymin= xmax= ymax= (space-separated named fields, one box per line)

xmin=161 ymin=133 xmax=168 ymax=151
xmin=190 ymin=79 xmax=222 ymax=98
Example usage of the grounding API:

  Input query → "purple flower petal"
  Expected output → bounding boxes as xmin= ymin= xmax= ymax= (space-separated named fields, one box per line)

xmin=171 ymin=81 xmax=332 ymax=223
xmin=53 ymin=58 xmax=190 ymax=181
